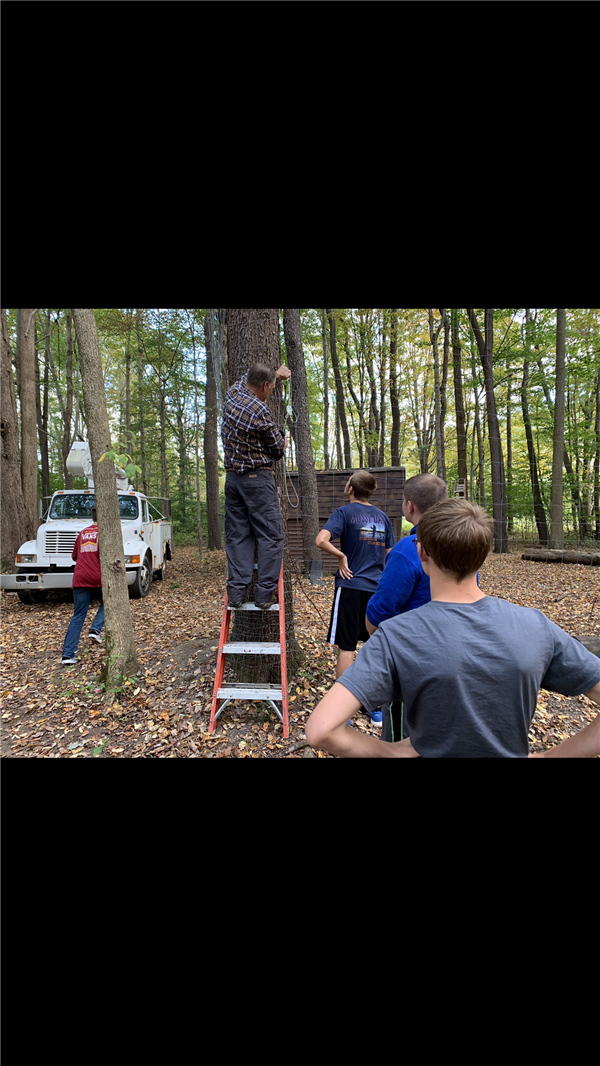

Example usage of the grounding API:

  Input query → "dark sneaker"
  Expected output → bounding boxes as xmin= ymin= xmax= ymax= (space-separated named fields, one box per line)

xmin=61 ymin=657 xmax=80 ymax=665
xmin=89 ymin=632 xmax=103 ymax=644
xmin=228 ymin=587 xmax=249 ymax=608
xmin=255 ymin=594 xmax=278 ymax=610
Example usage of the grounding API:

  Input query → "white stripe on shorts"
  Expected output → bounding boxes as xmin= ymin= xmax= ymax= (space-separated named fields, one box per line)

xmin=329 ymin=586 xmax=342 ymax=645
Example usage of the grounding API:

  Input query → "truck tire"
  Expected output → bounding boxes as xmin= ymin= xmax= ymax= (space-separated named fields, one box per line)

xmin=129 ymin=553 xmax=152 ymax=599
xmin=17 ymin=590 xmax=48 ymax=605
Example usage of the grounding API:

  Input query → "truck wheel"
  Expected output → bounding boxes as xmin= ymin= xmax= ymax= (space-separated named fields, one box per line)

xmin=17 ymin=590 xmax=48 ymax=605
xmin=129 ymin=553 xmax=152 ymax=599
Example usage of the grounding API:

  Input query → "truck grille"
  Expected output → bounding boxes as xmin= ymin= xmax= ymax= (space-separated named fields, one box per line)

xmin=45 ymin=531 xmax=79 ymax=555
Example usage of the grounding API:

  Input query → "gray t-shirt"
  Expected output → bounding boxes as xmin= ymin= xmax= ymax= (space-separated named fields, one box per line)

xmin=337 ymin=596 xmax=600 ymax=758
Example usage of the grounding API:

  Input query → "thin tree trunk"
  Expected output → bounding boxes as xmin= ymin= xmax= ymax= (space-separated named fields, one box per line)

xmin=203 ymin=311 xmax=221 ymax=550
xmin=1 ymin=308 xmax=33 ymax=561
xmin=327 ymin=310 xmax=351 ymax=469
xmin=389 ymin=308 xmax=401 ymax=466
xmin=452 ymin=308 xmax=468 ymax=484
xmin=73 ymin=308 xmax=139 ymax=691
xmin=522 ymin=311 xmax=549 ymax=545
xmin=595 ymin=362 xmax=600 ymax=542
xmin=284 ymin=309 xmax=321 ymax=576
xmin=550 ymin=309 xmax=566 ymax=549
xmin=322 ymin=309 xmax=330 ymax=468
xmin=36 ymin=314 xmax=50 ymax=502
xmin=18 ymin=309 xmax=39 ymax=533
xmin=467 ymin=308 xmax=508 ymax=552
xmin=135 ymin=311 xmax=149 ymax=496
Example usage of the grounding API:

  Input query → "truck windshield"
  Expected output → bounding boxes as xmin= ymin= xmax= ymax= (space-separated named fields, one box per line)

xmin=49 ymin=495 xmax=139 ymax=519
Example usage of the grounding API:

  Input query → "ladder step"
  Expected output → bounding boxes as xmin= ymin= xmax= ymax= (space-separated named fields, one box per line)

xmin=227 ymin=602 xmax=280 ymax=611
xmin=222 ymin=642 xmax=281 ymax=655
xmin=218 ymin=686 xmax=283 ymax=700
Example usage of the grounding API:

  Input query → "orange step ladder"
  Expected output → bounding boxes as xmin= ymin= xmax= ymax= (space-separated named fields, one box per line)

xmin=209 ymin=562 xmax=289 ymax=738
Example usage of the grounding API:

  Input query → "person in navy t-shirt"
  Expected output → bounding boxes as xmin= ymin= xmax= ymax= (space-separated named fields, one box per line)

xmin=316 ymin=471 xmax=394 ymax=690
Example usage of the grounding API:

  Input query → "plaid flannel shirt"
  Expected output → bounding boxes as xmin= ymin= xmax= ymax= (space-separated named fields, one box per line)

xmin=222 ymin=373 xmax=285 ymax=474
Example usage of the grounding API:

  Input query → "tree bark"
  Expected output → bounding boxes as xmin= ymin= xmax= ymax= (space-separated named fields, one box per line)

xmin=203 ymin=311 xmax=222 ymax=550
xmin=73 ymin=308 xmax=139 ymax=691
xmin=283 ymin=309 xmax=321 ymax=576
xmin=522 ymin=310 xmax=549 ymax=545
xmin=389 ymin=308 xmax=401 ymax=466
xmin=549 ymin=309 xmax=566 ymax=549
xmin=327 ymin=310 xmax=352 ymax=468
xmin=135 ymin=311 xmax=149 ymax=496
xmin=35 ymin=313 xmax=51 ymax=502
xmin=428 ymin=308 xmax=446 ymax=482
xmin=467 ymin=308 xmax=508 ymax=552
xmin=451 ymin=308 xmax=468 ymax=483
xmin=321 ymin=309 xmax=330 ymax=469
xmin=17 ymin=309 xmax=39 ymax=532
xmin=1 ymin=309 xmax=33 ymax=562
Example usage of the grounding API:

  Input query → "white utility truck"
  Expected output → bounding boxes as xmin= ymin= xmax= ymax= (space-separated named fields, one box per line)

xmin=1 ymin=442 xmax=172 ymax=605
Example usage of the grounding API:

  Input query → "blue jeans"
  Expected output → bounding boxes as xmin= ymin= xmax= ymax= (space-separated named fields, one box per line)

xmin=62 ymin=587 xmax=104 ymax=658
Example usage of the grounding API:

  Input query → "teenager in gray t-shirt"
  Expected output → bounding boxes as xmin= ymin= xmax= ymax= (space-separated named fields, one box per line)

xmin=337 ymin=597 xmax=600 ymax=757
xmin=306 ymin=498 xmax=600 ymax=759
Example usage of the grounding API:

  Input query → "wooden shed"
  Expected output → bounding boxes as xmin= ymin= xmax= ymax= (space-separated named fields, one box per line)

xmin=285 ymin=466 xmax=406 ymax=573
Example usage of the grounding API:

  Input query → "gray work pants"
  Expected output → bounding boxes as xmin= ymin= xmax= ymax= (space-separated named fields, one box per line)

xmin=225 ymin=468 xmax=284 ymax=602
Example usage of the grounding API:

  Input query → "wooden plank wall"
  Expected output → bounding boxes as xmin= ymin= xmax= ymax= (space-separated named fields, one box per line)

xmin=284 ymin=466 xmax=406 ymax=573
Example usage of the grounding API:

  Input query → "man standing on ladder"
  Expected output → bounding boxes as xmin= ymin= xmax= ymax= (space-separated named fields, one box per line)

xmin=222 ymin=362 xmax=291 ymax=609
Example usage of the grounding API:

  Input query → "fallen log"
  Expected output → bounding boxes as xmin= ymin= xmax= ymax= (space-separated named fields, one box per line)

xmin=521 ymin=549 xmax=600 ymax=565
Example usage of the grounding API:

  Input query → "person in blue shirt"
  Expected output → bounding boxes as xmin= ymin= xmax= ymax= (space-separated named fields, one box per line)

xmin=316 ymin=471 xmax=395 ymax=718
xmin=365 ymin=473 xmax=448 ymax=741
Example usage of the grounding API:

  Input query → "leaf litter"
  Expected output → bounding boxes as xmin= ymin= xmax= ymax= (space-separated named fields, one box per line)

xmin=1 ymin=547 xmax=599 ymax=758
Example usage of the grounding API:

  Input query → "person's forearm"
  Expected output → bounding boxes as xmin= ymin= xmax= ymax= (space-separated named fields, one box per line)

xmin=365 ymin=616 xmax=377 ymax=636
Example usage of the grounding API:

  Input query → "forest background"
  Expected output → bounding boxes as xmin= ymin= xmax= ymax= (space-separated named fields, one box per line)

xmin=2 ymin=308 xmax=600 ymax=759
xmin=3 ymin=307 xmax=600 ymax=564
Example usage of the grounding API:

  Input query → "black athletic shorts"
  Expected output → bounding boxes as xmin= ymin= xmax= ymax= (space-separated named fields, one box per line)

xmin=327 ymin=587 xmax=373 ymax=652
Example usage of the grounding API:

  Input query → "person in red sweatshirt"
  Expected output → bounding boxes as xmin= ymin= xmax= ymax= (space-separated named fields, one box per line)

xmin=61 ymin=508 xmax=104 ymax=665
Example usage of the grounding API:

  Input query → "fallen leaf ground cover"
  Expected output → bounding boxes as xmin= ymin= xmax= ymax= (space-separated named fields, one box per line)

xmin=1 ymin=545 xmax=599 ymax=758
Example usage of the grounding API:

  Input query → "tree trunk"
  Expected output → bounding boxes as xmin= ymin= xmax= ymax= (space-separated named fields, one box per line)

xmin=522 ymin=312 xmax=549 ymax=545
xmin=18 ymin=309 xmax=39 ymax=533
xmin=550 ymin=309 xmax=566 ymax=549
xmin=389 ymin=308 xmax=401 ymax=466
xmin=227 ymin=309 xmax=302 ymax=677
xmin=73 ymin=308 xmax=139 ymax=691
xmin=321 ymin=309 xmax=330 ymax=468
xmin=467 ymin=308 xmax=508 ymax=552
xmin=36 ymin=313 xmax=50 ymax=502
xmin=283 ymin=309 xmax=321 ymax=577
xmin=1 ymin=308 xmax=33 ymax=563
xmin=327 ymin=310 xmax=352 ymax=468
xmin=451 ymin=308 xmax=468 ymax=484
xmin=428 ymin=308 xmax=446 ymax=482
xmin=135 ymin=311 xmax=149 ymax=496
xmin=595 ymin=362 xmax=600 ymax=542
xmin=203 ymin=311 xmax=221 ymax=550
xmin=63 ymin=313 xmax=74 ymax=488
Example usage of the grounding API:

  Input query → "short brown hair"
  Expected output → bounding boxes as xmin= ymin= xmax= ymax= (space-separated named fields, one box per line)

xmin=247 ymin=363 xmax=276 ymax=388
xmin=403 ymin=473 xmax=448 ymax=514
xmin=417 ymin=499 xmax=494 ymax=581
xmin=349 ymin=470 xmax=377 ymax=500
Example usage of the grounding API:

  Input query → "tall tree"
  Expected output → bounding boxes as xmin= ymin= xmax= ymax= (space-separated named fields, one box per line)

xmin=327 ymin=310 xmax=352 ymax=469
xmin=73 ymin=308 xmax=139 ymax=692
xmin=321 ymin=309 xmax=330 ymax=468
xmin=451 ymin=308 xmax=468 ymax=484
xmin=550 ymin=309 xmax=566 ymax=549
xmin=203 ymin=310 xmax=222 ymax=550
xmin=468 ymin=308 xmax=508 ymax=552
xmin=283 ymin=309 xmax=321 ymax=576
xmin=389 ymin=308 xmax=401 ymax=466
xmin=1 ymin=309 xmax=33 ymax=562
xmin=522 ymin=310 xmax=549 ymax=545
xmin=17 ymin=309 xmax=39 ymax=532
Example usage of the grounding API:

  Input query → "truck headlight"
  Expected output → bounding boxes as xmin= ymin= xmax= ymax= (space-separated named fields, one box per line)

xmin=125 ymin=555 xmax=141 ymax=564
xmin=17 ymin=554 xmax=37 ymax=563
